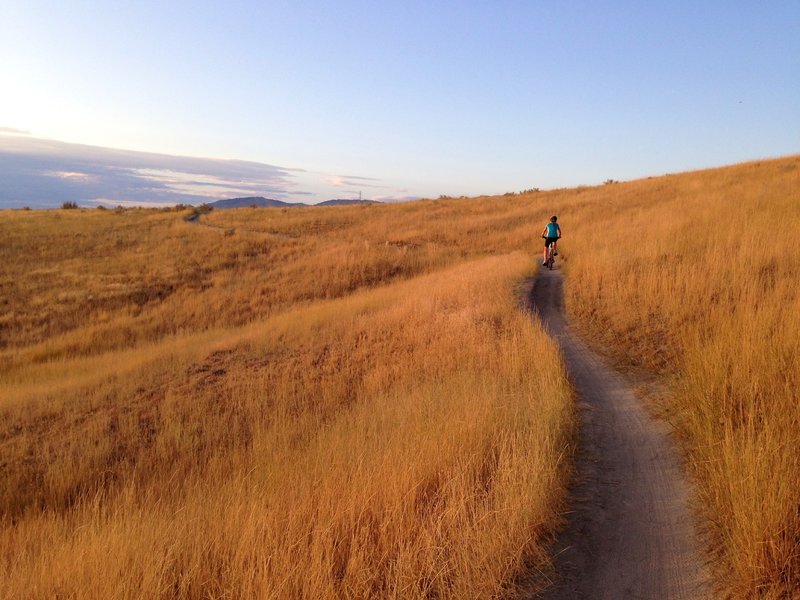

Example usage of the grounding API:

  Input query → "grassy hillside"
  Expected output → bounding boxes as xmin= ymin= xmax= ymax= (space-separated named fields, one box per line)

xmin=1 ymin=154 xmax=798 ymax=598
xmin=561 ymin=156 xmax=800 ymax=598
xmin=0 ymin=203 xmax=575 ymax=597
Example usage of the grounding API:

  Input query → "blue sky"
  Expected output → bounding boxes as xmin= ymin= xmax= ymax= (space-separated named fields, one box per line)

xmin=1 ymin=1 xmax=799 ymax=206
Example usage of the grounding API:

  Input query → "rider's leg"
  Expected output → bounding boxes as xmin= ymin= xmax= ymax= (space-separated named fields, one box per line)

xmin=542 ymin=243 xmax=548 ymax=266
xmin=553 ymin=240 xmax=558 ymax=256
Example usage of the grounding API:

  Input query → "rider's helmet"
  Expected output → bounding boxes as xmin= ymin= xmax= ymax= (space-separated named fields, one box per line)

xmin=550 ymin=215 xmax=558 ymax=222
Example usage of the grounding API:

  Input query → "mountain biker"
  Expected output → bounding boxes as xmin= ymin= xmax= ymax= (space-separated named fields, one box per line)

xmin=541 ymin=215 xmax=561 ymax=266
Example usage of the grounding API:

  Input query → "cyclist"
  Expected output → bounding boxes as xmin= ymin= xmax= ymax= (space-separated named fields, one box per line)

xmin=541 ymin=215 xmax=561 ymax=266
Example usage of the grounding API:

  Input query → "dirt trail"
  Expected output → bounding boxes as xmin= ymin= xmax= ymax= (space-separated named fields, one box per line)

xmin=527 ymin=267 xmax=711 ymax=599
xmin=184 ymin=212 xmax=296 ymax=239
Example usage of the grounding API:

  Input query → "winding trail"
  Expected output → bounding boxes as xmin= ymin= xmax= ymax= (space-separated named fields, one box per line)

xmin=527 ymin=267 xmax=711 ymax=599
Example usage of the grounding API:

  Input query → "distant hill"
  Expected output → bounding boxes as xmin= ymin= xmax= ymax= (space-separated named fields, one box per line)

xmin=208 ymin=197 xmax=306 ymax=209
xmin=209 ymin=196 xmax=382 ymax=209
xmin=316 ymin=199 xmax=382 ymax=206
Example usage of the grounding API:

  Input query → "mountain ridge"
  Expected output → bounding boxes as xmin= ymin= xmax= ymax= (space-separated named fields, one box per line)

xmin=207 ymin=196 xmax=382 ymax=209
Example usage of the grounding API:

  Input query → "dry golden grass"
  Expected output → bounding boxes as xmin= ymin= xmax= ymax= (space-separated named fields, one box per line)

xmin=561 ymin=156 xmax=800 ymax=598
xmin=2 ymin=154 xmax=798 ymax=598
xmin=1 ymin=204 xmax=575 ymax=598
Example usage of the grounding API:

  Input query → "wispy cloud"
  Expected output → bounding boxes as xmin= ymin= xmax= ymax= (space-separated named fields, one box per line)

xmin=0 ymin=126 xmax=31 ymax=135
xmin=0 ymin=134 xmax=421 ymax=208
xmin=326 ymin=174 xmax=390 ymax=189
xmin=132 ymin=168 xmax=292 ymax=199
xmin=0 ymin=135 xmax=302 ymax=208
xmin=339 ymin=174 xmax=381 ymax=182
xmin=47 ymin=170 xmax=98 ymax=182
xmin=92 ymin=197 xmax=178 ymax=208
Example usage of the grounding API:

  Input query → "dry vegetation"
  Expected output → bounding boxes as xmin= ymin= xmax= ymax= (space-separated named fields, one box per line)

xmin=1 ymin=202 xmax=575 ymax=597
xmin=561 ymin=156 xmax=800 ymax=598
xmin=1 ymin=154 xmax=798 ymax=598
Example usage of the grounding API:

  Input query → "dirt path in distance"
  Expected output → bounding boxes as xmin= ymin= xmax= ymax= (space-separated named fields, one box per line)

xmin=184 ymin=211 xmax=297 ymax=239
xmin=525 ymin=267 xmax=711 ymax=599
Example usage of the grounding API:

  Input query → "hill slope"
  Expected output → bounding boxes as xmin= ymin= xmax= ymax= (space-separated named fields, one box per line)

xmin=207 ymin=196 xmax=305 ymax=208
xmin=207 ymin=196 xmax=382 ymax=209
xmin=0 ymin=193 xmax=574 ymax=598
xmin=1 ymin=154 xmax=798 ymax=597
xmin=560 ymin=155 xmax=800 ymax=597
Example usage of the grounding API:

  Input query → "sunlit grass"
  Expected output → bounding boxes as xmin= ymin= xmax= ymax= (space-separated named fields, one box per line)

xmin=562 ymin=157 xmax=800 ymax=597
xmin=0 ymin=214 xmax=574 ymax=598
xmin=1 ymin=154 xmax=798 ymax=597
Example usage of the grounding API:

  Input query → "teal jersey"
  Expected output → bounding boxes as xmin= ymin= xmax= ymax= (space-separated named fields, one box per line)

xmin=545 ymin=222 xmax=560 ymax=238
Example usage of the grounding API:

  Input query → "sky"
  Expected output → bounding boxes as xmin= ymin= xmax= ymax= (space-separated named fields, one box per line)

xmin=1 ymin=1 xmax=799 ymax=207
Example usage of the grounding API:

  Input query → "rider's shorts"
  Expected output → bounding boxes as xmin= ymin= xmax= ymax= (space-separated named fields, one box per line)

xmin=544 ymin=237 xmax=559 ymax=247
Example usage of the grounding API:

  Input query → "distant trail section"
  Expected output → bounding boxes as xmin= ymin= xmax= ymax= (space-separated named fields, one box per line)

xmin=184 ymin=212 xmax=295 ymax=238
xmin=526 ymin=267 xmax=711 ymax=599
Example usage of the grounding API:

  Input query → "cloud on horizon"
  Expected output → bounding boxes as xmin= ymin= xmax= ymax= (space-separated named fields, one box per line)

xmin=0 ymin=126 xmax=31 ymax=135
xmin=0 ymin=132 xmax=309 ymax=208
xmin=370 ymin=194 xmax=422 ymax=203
xmin=0 ymin=131 xmax=413 ymax=208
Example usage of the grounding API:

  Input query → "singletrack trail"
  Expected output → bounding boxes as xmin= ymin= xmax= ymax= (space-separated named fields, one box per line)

xmin=185 ymin=212 xmax=296 ymax=239
xmin=527 ymin=266 xmax=711 ymax=599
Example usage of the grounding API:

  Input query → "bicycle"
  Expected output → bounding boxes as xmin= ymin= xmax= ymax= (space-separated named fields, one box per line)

xmin=542 ymin=237 xmax=557 ymax=270
xmin=545 ymin=244 xmax=556 ymax=270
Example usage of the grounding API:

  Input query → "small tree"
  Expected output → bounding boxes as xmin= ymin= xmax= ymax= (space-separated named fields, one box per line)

xmin=61 ymin=201 xmax=79 ymax=209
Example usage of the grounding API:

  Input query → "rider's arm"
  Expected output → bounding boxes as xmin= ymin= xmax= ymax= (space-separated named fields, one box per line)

xmin=541 ymin=226 xmax=548 ymax=238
